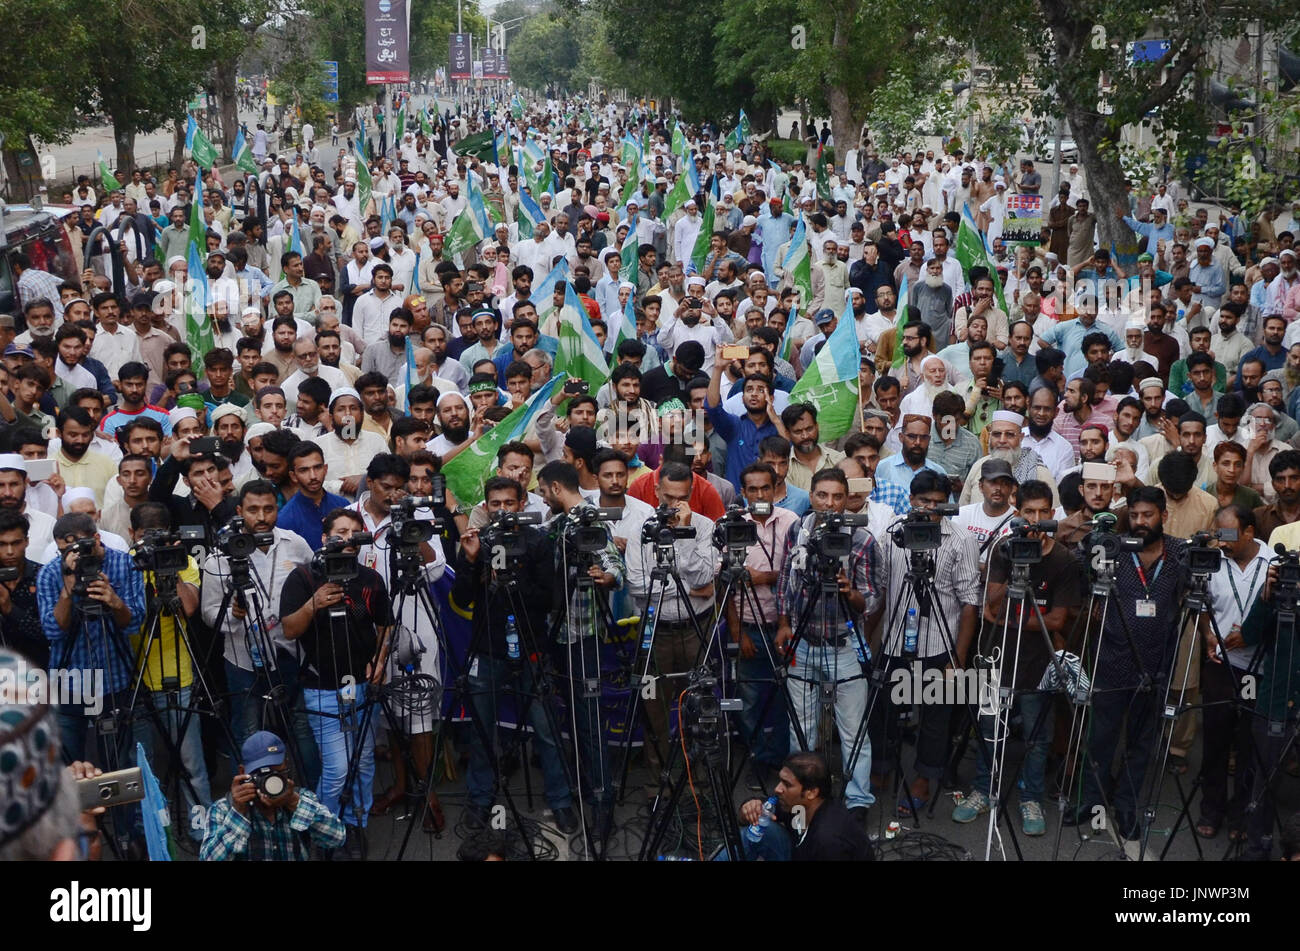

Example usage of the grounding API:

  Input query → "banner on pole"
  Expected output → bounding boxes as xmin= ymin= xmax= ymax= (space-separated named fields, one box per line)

xmin=365 ymin=0 xmax=410 ymax=84
xmin=449 ymin=33 xmax=472 ymax=79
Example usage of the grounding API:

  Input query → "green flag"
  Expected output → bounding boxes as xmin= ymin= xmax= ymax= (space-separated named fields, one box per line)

xmin=689 ymin=195 xmax=715 ymax=273
xmin=394 ymin=102 xmax=406 ymax=147
xmin=663 ymin=174 xmax=691 ymax=219
xmin=97 ymin=151 xmax=120 ymax=193
xmin=619 ymin=222 xmax=639 ymax=282
xmin=555 ymin=285 xmax=610 ymax=391
xmin=788 ymin=299 xmax=859 ymax=440
xmin=738 ymin=109 xmax=753 ymax=143
xmin=445 ymin=205 xmax=486 ymax=258
xmin=418 ymin=108 xmax=432 ymax=137
xmin=354 ymin=150 xmax=373 ymax=217
xmin=724 ymin=127 xmax=740 ymax=151
xmin=781 ymin=215 xmax=812 ymax=308
xmin=191 ymin=126 xmax=218 ymax=169
xmin=815 ymin=143 xmax=830 ymax=204
xmin=619 ymin=172 xmax=639 ymax=206
xmin=453 ymin=128 xmax=495 ymax=158
xmin=187 ymin=188 xmax=206 ymax=260
xmin=671 ymin=122 xmax=686 ymax=157
xmin=955 ymin=205 xmax=1009 ymax=313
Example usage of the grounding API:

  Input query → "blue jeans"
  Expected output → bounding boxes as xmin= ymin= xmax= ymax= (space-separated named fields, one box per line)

xmin=466 ymin=654 xmax=574 ymax=810
xmin=305 ymin=683 xmax=375 ymax=828
xmin=788 ymin=641 xmax=874 ymax=809
xmin=736 ymin=623 xmax=790 ymax=767
xmin=132 ymin=685 xmax=213 ymax=840
xmin=225 ymin=656 xmax=321 ymax=789
xmin=970 ymin=690 xmax=1052 ymax=804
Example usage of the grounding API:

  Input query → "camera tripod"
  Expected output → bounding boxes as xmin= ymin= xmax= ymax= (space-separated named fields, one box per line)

xmin=612 ymin=530 xmax=715 ymax=810
xmin=125 ymin=563 xmax=239 ymax=848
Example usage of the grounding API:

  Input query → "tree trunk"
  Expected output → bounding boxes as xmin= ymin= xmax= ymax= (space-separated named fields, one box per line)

xmin=172 ymin=118 xmax=187 ymax=170
xmin=826 ymin=0 xmax=863 ymax=165
xmin=113 ymin=125 xmax=136 ymax=178
xmin=216 ymin=60 xmax=240 ymax=163
xmin=1058 ymin=88 xmax=1136 ymax=263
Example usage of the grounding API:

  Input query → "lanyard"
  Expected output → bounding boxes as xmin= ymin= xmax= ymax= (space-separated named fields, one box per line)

xmin=1130 ymin=552 xmax=1164 ymax=597
xmin=1226 ymin=557 xmax=1266 ymax=619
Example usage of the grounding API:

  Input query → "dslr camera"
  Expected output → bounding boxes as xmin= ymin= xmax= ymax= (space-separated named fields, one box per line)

xmin=244 ymin=766 xmax=288 ymax=799
xmin=216 ymin=516 xmax=275 ymax=560
xmin=313 ymin=532 xmax=375 ymax=584
xmin=67 ymin=536 xmax=106 ymax=615
xmin=641 ymin=502 xmax=698 ymax=547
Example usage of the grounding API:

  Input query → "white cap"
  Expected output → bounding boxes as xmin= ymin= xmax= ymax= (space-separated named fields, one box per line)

xmin=1194 ymin=237 xmax=1214 ymax=249
xmin=0 ymin=454 xmax=26 ymax=473
xmin=991 ymin=411 xmax=1025 ymax=426
xmin=245 ymin=422 xmax=276 ymax=443
xmin=211 ymin=403 xmax=246 ymax=425
xmin=330 ymin=386 xmax=362 ymax=408
xmin=169 ymin=407 xmax=198 ymax=426
xmin=63 ymin=487 xmax=97 ymax=507
xmin=741 ymin=214 xmax=757 ymax=227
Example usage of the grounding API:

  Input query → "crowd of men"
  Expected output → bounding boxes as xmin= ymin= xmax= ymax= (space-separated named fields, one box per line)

xmin=5 ymin=89 xmax=1300 ymax=863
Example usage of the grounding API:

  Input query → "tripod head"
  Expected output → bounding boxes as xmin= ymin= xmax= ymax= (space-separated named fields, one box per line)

xmin=67 ymin=536 xmax=107 ymax=617
xmin=1184 ymin=528 xmax=1237 ymax=610
xmin=1081 ymin=511 xmax=1142 ymax=594
xmin=479 ymin=508 xmax=543 ymax=570
xmin=311 ymin=532 xmax=375 ymax=584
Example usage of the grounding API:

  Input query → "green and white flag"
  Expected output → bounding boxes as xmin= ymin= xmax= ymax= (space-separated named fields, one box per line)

xmin=191 ymin=126 xmax=218 ymax=169
xmin=788 ymin=298 xmax=859 ymax=441
xmin=815 ymin=143 xmax=830 ymax=204
xmin=689 ymin=177 xmax=718 ymax=274
xmin=444 ymin=173 xmax=493 ymax=258
xmin=781 ymin=214 xmax=812 ymax=308
xmin=619 ymin=221 xmax=639 ymax=282
xmin=609 ymin=293 xmax=638 ymax=357
xmin=956 ymin=203 xmax=1009 ymax=313
xmin=354 ymin=148 xmax=373 ymax=216
xmin=394 ymin=101 xmax=406 ymax=148
xmin=233 ymin=129 xmax=258 ymax=174
xmin=97 ymin=151 xmax=120 ymax=192
xmin=671 ymin=122 xmax=686 ymax=157
xmin=555 ymin=283 xmax=610 ymax=391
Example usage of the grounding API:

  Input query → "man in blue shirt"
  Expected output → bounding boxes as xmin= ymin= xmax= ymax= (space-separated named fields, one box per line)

xmin=759 ymin=436 xmax=810 ymax=515
xmin=38 ymin=511 xmax=147 ymax=762
xmin=707 ymin=348 xmax=780 ymax=491
xmin=277 ymin=442 xmax=349 ymax=551
xmin=1039 ymin=296 xmax=1122 ymax=378
xmin=874 ymin=413 xmax=948 ymax=492
xmin=1119 ymin=206 xmax=1174 ymax=248
xmin=1189 ymin=236 xmax=1227 ymax=310
xmin=757 ymin=200 xmax=796 ymax=285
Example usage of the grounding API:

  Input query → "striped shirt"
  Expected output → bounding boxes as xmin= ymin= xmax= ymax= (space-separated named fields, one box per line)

xmin=776 ymin=513 xmax=881 ymax=644
xmin=879 ymin=518 xmax=982 ymax=659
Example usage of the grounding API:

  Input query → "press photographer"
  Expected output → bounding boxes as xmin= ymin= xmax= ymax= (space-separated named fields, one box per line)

xmin=728 ymin=463 xmax=800 ymax=776
xmin=952 ymin=481 xmax=1081 ymax=835
xmin=774 ymin=467 xmax=880 ymax=818
xmin=199 ymin=481 xmax=318 ymax=777
xmin=453 ymin=476 xmax=578 ymax=833
xmin=280 ymin=509 xmax=390 ymax=857
xmin=871 ymin=470 xmax=982 ymax=818
xmin=199 ymin=730 xmax=346 ymax=861
xmin=625 ymin=461 xmax=719 ymax=788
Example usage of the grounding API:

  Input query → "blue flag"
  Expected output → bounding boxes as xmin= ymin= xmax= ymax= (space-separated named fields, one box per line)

xmin=289 ymin=212 xmax=304 ymax=256
xmin=136 ymin=743 xmax=173 ymax=861
xmin=185 ymin=114 xmax=196 ymax=151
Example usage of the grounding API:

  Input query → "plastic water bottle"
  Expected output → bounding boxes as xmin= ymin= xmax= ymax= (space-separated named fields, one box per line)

xmin=505 ymin=615 xmax=521 ymax=661
xmin=656 ymin=854 xmax=696 ymax=861
xmin=248 ymin=620 xmax=264 ymax=669
xmin=849 ymin=621 xmax=870 ymax=666
xmin=640 ymin=605 xmax=657 ymax=651
xmin=744 ymin=797 xmax=777 ymax=843
xmin=903 ymin=608 xmax=919 ymax=657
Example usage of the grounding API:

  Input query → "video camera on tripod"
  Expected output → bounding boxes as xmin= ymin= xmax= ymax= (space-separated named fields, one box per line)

xmin=889 ymin=504 xmax=959 ymax=553
xmin=479 ymin=509 xmax=542 ymax=561
xmin=1272 ymin=545 xmax=1300 ymax=614
xmin=215 ymin=516 xmax=275 ymax=560
xmin=641 ymin=502 xmax=697 ymax=548
xmin=1185 ymin=528 xmax=1237 ymax=575
xmin=806 ymin=508 xmax=872 ymax=562
xmin=132 ymin=526 xmax=206 ymax=575
xmin=68 ymin=535 xmax=106 ymax=616
xmin=1004 ymin=516 xmax=1059 ymax=566
xmin=712 ymin=502 xmax=764 ymax=561
xmin=312 ymin=532 xmax=375 ymax=583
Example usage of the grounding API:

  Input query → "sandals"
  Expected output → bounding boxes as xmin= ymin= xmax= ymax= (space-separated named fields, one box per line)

xmin=898 ymin=790 xmax=929 ymax=817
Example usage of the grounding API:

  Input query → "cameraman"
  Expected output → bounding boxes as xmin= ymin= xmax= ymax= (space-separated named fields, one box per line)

xmin=625 ymin=460 xmax=719 ymax=786
xmin=536 ymin=460 xmax=624 ymax=811
xmin=347 ymin=453 xmax=447 ymax=827
xmin=200 ymin=480 xmax=318 ymax=780
xmin=872 ymin=470 xmax=982 ymax=816
xmin=775 ymin=467 xmax=881 ymax=817
xmin=1065 ymin=486 xmax=1189 ymax=840
xmin=0 ymin=509 xmax=45 ymax=667
xmin=38 ymin=512 xmax=147 ymax=763
xmin=279 ymin=508 xmax=390 ymax=854
xmin=729 ymin=462 xmax=800 ymax=777
xmin=128 ymin=501 xmax=211 ymax=843
xmin=200 ymin=730 xmax=346 ymax=861
xmin=453 ymin=476 xmax=578 ymax=833
xmin=952 ymin=480 xmax=1081 ymax=834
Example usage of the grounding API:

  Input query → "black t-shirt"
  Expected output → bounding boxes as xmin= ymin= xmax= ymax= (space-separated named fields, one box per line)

xmin=279 ymin=564 xmax=392 ymax=689
xmin=984 ymin=539 xmax=1083 ymax=690
xmin=790 ymin=800 xmax=875 ymax=861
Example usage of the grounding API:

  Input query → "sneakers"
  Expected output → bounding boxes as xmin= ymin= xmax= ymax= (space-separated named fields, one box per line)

xmin=1020 ymin=801 xmax=1046 ymax=836
xmin=951 ymin=790 xmax=990 ymax=823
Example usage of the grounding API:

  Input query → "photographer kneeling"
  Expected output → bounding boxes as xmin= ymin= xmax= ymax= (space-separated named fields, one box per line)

xmin=732 ymin=752 xmax=874 ymax=860
xmin=200 ymin=730 xmax=346 ymax=861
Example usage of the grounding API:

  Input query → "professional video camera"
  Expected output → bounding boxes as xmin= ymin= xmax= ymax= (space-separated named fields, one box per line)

xmin=712 ymin=503 xmax=762 ymax=555
xmin=1082 ymin=511 xmax=1144 ymax=563
xmin=889 ymin=504 xmax=959 ymax=553
xmin=1186 ymin=528 xmax=1237 ymax=575
xmin=216 ymin=516 xmax=275 ymax=560
xmin=244 ymin=765 xmax=288 ymax=798
xmin=564 ymin=504 xmax=620 ymax=554
xmin=1004 ymin=516 xmax=1059 ymax=567
xmin=132 ymin=526 xmax=206 ymax=575
xmin=808 ymin=509 xmax=872 ymax=560
xmin=1272 ymin=545 xmax=1300 ymax=613
xmin=479 ymin=509 xmax=542 ymax=561
xmin=0 ymin=566 xmax=19 ymax=582
xmin=312 ymin=532 xmax=375 ymax=584
xmin=63 ymin=535 xmax=106 ymax=616
xmin=389 ymin=495 xmax=441 ymax=546
xmin=641 ymin=502 xmax=698 ymax=547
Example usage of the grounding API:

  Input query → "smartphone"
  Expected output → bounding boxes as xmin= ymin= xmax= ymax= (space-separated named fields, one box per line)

xmin=721 ymin=344 xmax=750 ymax=361
xmin=77 ymin=767 xmax=145 ymax=811
xmin=563 ymin=379 xmax=589 ymax=396
xmin=24 ymin=458 xmax=56 ymax=483
xmin=847 ymin=477 xmax=874 ymax=494
xmin=191 ymin=437 xmax=221 ymax=455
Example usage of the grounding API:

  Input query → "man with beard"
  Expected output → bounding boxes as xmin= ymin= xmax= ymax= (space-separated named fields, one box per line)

xmin=783 ymin=402 xmax=847 ymax=491
xmin=429 ymin=391 xmax=472 ymax=459
xmin=355 ymin=372 xmax=395 ymax=441
xmin=423 ymin=323 xmax=469 ymax=393
xmin=1065 ymin=486 xmax=1189 ymax=841
xmin=1240 ymin=314 xmax=1288 ymax=383
xmin=457 ymin=306 xmax=506 ymax=374
xmin=262 ymin=311 xmax=301 ymax=383
xmin=277 ymin=441 xmax=349 ymax=550
xmin=642 ymin=340 xmax=707 ymax=408
xmin=279 ymin=335 xmax=349 ymax=408
xmin=100 ymin=361 xmax=171 ymax=438
xmin=706 ymin=350 xmax=781 ymax=491
xmin=359 ymin=309 xmax=413 ymax=383
xmin=857 ymin=284 xmax=898 ymax=353
xmin=317 ymin=389 xmax=388 ymax=499
xmin=874 ymin=413 xmax=949 ymax=491
xmin=148 ymin=439 xmax=238 ymax=537
xmin=0 ymin=455 xmax=55 ymax=560
xmin=954 ymin=274 xmax=1010 ymax=351
xmin=960 ymin=411 xmax=1057 ymax=505
xmin=1052 ymin=377 xmax=1102 ymax=457
xmin=1054 ymin=460 xmax=1129 ymax=545
xmin=52 ymin=407 xmax=116 ymax=505
xmin=908 ymin=258 xmax=954 ymax=347
xmin=353 ymin=262 xmax=401 ymax=349
xmin=1021 ymin=386 xmax=1073 ymax=480
xmin=658 ymin=296 xmax=733 ymax=373
xmin=891 ymin=320 xmax=935 ymax=398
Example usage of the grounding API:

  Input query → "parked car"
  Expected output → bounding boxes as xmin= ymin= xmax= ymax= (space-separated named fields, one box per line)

xmin=0 ymin=204 xmax=79 ymax=323
xmin=1038 ymin=137 xmax=1080 ymax=164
